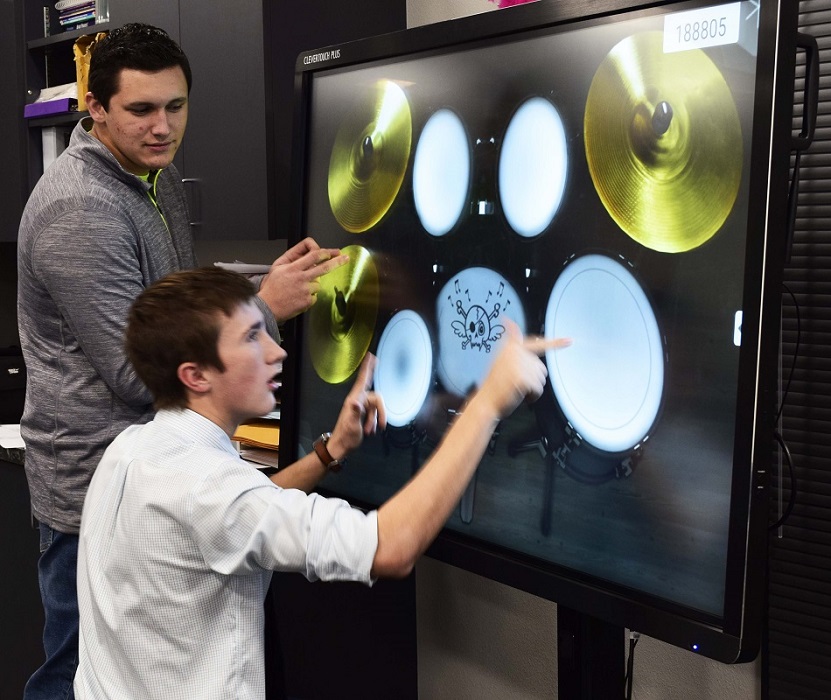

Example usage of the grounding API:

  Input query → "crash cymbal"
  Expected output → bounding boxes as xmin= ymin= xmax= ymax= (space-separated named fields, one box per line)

xmin=308 ymin=245 xmax=379 ymax=384
xmin=584 ymin=31 xmax=742 ymax=253
xmin=328 ymin=80 xmax=412 ymax=233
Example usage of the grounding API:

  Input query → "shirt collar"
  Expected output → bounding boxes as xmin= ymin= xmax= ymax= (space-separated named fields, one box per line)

xmin=153 ymin=408 xmax=238 ymax=457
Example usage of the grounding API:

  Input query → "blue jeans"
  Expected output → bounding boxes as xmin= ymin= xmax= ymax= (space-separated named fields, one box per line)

xmin=23 ymin=523 xmax=79 ymax=700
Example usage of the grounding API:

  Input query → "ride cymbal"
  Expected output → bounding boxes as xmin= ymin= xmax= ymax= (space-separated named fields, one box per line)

xmin=584 ymin=32 xmax=742 ymax=253
xmin=308 ymin=245 xmax=379 ymax=384
xmin=328 ymin=80 xmax=412 ymax=233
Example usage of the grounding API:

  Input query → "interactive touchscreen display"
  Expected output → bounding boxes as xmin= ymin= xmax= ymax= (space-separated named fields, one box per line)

xmin=284 ymin=0 xmax=797 ymax=661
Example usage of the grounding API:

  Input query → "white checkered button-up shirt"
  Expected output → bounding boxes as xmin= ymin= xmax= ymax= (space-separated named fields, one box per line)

xmin=75 ymin=409 xmax=378 ymax=700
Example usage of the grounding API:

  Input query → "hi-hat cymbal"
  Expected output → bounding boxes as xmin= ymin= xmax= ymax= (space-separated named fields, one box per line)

xmin=328 ymin=80 xmax=412 ymax=233
xmin=584 ymin=31 xmax=742 ymax=253
xmin=308 ymin=245 xmax=379 ymax=384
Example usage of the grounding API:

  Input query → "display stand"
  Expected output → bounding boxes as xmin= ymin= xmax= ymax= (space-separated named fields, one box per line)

xmin=557 ymin=606 xmax=625 ymax=699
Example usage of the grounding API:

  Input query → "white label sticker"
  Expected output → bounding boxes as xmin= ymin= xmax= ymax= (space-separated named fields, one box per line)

xmin=664 ymin=2 xmax=741 ymax=53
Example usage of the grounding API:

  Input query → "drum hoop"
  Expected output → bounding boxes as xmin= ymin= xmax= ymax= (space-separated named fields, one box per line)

xmin=413 ymin=108 xmax=471 ymax=237
xmin=544 ymin=253 xmax=664 ymax=453
xmin=375 ymin=309 xmax=434 ymax=427
xmin=498 ymin=96 xmax=568 ymax=238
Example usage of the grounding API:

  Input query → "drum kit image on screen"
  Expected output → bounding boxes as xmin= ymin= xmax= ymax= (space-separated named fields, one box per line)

xmin=306 ymin=30 xmax=744 ymax=530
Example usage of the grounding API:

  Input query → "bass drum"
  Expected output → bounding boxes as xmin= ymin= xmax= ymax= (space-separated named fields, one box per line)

xmin=541 ymin=252 xmax=665 ymax=483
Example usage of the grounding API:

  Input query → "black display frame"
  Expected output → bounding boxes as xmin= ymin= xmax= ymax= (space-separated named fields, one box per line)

xmin=281 ymin=0 xmax=800 ymax=663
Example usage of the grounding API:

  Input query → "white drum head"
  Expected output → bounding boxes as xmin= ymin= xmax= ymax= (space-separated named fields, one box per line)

xmin=499 ymin=97 xmax=568 ymax=238
xmin=437 ymin=267 xmax=526 ymax=397
xmin=413 ymin=109 xmax=471 ymax=237
xmin=544 ymin=254 xmax=663 ymax=453
xmin=374 ymin=310 xmax=433 ymax=427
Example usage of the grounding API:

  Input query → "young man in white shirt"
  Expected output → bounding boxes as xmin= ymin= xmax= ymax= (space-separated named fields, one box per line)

xmin=74 ymin=266 xmax=568 ymax=699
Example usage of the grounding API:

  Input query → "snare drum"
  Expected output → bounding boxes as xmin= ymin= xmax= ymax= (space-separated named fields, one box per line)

xmin=542 ymin=253 xmax=665 ymax=481
xmin=435 ymin=266 xmax=528 ymax=398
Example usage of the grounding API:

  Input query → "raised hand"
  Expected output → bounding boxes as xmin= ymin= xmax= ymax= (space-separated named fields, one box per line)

xmin=258 ymin=237 xmax=349 ymax=322
xmin=478 ymin=320 xmax=571 ymax=420
xmin=328 ymin=354 xmax=387 ymax=460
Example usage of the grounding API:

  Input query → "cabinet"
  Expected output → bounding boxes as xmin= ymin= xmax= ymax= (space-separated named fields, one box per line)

xmin=20 ymin=0 xmax=270 ymax=241
xmin=21 ymin=2 xmax=110 ymax=193
xmin=177 ymin=0 xmax=269 ymax=241
xmin=1 ymin=1 xmax=28 ymax=242
xmin=0 ymin=459 xmax=45 ymax=699
xmin=106 ymin=0 xmax=270 ymax=241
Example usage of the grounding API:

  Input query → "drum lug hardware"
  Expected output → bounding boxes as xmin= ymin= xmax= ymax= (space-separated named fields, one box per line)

xmin=616 ymin=458 xmax=634 ymax=479
xmin=554 ymin=425 xmax=582 ymax=470
xmin=537 ymin=435 xmax=550 ymax=460
xmin=552 ymin=444 xmax=569 ymax=470
xmin=487 ymin=424 xmax=501 ymax=456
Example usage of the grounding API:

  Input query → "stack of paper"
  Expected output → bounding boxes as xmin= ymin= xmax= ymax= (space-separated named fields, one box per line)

xmin=233 ymin=419 xmax=280 ymax=451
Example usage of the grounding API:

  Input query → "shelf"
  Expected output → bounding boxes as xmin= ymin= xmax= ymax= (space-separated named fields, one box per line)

xmin=27 ymin=23 xmax=109 ymax=51
xmin=26 ymin=112 xmax=88 ymax=128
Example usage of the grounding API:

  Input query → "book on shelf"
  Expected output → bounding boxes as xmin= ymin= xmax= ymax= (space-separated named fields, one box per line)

xmin=59 ymin=4 xmax=96 ymax=19
xmin=54 ymin=0 xmax=96 ymax=11
xmin=54 ymin=0 xmax=108 ymax=31
xmin=24 ymin=98 xmax=78 ymax=119
xmin=58 ymin=4 xmax=96 ymax=24
xmin=63 ymin=20 xmax=95 ymax=31
xmin=60 ymin=15 xmax=96 ymax=28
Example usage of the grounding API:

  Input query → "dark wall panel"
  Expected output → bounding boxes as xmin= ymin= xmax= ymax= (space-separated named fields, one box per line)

xmin=765 ymin=1 xmax=831 ymax=698
xmin=0 ymin=0 xmax=27 ymax=242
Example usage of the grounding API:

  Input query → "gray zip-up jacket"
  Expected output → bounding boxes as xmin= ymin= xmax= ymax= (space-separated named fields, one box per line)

xmin=17 ymin=119 xmax=197 ymax=534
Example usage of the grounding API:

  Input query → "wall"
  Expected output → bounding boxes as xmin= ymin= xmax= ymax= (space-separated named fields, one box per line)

xmin=0 ymin=244 xmax=20 ymax=349
xmin=409 ymin=1 xmax=760 ymax=697
xmin=0 ymin=0 xmax=27 ymax=243
xmin=407 ymin=0 xmax=500 ymax=27
xmin=417 ymin=559 xmax=760 ymax=699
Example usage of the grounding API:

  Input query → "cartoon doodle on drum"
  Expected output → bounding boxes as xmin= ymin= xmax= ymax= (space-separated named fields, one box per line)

xmin=438 ymin=272 xmax=524 ymax=397
xmin=451 ymin=299 xmax=504 ymax=352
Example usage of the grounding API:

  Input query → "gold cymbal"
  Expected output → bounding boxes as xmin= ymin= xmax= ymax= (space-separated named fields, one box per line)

xmin=308 ymin=245 xmax=379 ymax=384
xmin=584 ymin=31 xmax=742 ymax=253
xmin=328 ymin=79 xmax=412 ymax=233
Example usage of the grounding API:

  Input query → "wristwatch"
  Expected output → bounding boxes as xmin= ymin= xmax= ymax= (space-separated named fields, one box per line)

xmin=313 ymin=432 xmax=344 ymax=473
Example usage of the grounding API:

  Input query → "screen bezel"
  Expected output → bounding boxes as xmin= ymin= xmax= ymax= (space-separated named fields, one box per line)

xmin=281 ymin=0 xmax=798 ymax=663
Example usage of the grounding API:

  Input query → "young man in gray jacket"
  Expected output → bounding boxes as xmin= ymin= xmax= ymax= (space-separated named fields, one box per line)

xmin=17 ymin=23 xmax=344 ymax=699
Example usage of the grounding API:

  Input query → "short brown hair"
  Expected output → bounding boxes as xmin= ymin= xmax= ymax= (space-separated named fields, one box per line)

xmin=89 ymin=23 xmax=192 ymax=111
xmin=126 ymin=267 xmax=257 ymax=410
